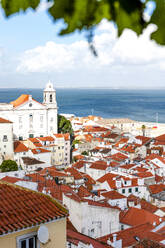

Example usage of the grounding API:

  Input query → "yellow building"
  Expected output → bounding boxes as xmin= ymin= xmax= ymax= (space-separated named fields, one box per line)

xmin=0 ymin=181 xmax=68 ymax=248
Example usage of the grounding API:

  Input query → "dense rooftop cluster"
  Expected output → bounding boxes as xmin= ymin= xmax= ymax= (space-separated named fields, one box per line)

xmin=2 ymin=115 xmax=165 ymax=247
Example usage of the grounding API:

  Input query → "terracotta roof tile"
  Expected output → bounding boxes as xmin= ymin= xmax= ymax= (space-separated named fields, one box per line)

xmin=98 ymin=223 xmax=160 ymax=247
xmin=0 ymin=181 xmax=68 ymax=235
xmin=120 ymin=207 xmax=161 ymax=226
xmin=148 ymin=184 xmax=165 ymax=194
xmin=101 ymin=190 xmax=126 ymax=199
xmin=0 ymin=117 xmax=12 ymax=123
xmin=1 ymin=176 xmax=21 ymax=184
xmin=14 ymin=141 xmax=29 ymax=153
xmin=11 ymin=94 xmax=29 ymax=107
xmin=37 ymin=136 xmax=55 ymax=141
xmin=90 ymin=160 xmax=107 ymax=170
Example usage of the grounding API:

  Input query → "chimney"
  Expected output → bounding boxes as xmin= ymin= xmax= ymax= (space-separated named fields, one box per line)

xmin=113 ymin=233 xmax=117 ymax=243
xmin=153 ymin=222 xmax=156 ymax=226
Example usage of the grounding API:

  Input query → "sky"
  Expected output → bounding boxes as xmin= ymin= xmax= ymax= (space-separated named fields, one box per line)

xmin=0 ymin=1 xmax=165 ymax=89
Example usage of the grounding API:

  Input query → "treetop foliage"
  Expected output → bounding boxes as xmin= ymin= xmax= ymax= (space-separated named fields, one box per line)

xmin=58 ymin=114 xmax=73 ymax=135
xmin=0 ymin=160 xmax=18 ymax=172
xmin=0 ymin=0 xmax=165 ymax=46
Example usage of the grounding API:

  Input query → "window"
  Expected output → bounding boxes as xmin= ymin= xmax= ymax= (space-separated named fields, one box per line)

xmin=29 ymin=134 xmax=34 ymax=138
xmin=19 ymin=136 xmax=23 ymax=141
xmin=4 ymin=145 xmax=6 ymax=148
xmin=129 ymin=188 xmax=132 ymax=193
xmin=3 ymin=135 xmax=8 ymax=142
xmin=50 ymin=94 xmax=52 ymax=102
xmin=135 ymin=187 xmax=138 ymax=192
xmin=91 ymin=228 xmax=95 ymax=237
xmin=121 ymin=224 xmax=124 ymax=230
xmin=122 ymin=189 xmax=125 ymax=194
xmin=29 ymin=103 xmax=32 ymax=107
xmin=19 ymin=116 xmax=22 ymax=123
xmin=40 ymin=115 xmax=43 ymax=122
xmin=17 ymin=232 xmax=38 ymax=248
xmin=50 ymin=117 xmax=53 ymax=122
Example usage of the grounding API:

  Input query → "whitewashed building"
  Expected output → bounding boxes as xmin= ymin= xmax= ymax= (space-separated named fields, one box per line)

xmin=63 ymin=193 xmax=120 ymax=238
xmin=0 ymin=117 xmax=14 ymax=162
xmin=0 ymin=81 xmax=58 ymax=140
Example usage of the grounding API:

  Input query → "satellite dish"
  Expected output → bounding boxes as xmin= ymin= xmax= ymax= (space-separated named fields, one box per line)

xmin=37 ymin=225 xmax=49 ymax=244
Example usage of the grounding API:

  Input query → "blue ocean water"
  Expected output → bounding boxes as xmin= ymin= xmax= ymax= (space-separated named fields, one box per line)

xmin=0 ymin=88 xmax=165 ymax=123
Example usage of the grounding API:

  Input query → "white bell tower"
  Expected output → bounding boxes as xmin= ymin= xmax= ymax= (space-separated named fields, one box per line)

xmin=43 ymin=81 xmax=57 ymax=108
xmin=43 ymin=81 xmax=58 ymax=134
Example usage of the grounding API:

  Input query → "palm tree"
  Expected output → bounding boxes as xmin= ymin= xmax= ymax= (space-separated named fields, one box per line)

xmin=142 ymin=125 xmax=146 ymax=136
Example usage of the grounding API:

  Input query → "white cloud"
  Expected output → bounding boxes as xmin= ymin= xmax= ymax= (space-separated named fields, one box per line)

xmin=36 ymin=1 xmax=53 ymax=12
xmin=11 ymin=19 xmax=165 ymax=88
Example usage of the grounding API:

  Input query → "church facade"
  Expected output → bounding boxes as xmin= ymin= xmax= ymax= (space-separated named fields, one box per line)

xmin=0 ymin=82 xmax=58 ymax=140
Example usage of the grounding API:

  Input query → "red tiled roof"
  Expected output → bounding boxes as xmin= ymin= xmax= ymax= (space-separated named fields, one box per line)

xmin=0 ymin=117 xmax=12 ymax=123
xmin=83 ymin=126 xmax=109 ymax=133
xmin=101 ymin=190 xmax=126 ymax=199
xmin=140 ymin=199 xmax=158 ymax=213
xmin=110 ymin=152 xmax=128 ymax=162
xmin=135 ymin=136 xmax=151 ymax=145
xmin=73 ymin=160 xmax=86 ymax=169
xmin=28 ymin=138 xmax=43 ymax=147
xmin=156 ymin=134 xmax=165 ymax=142
xmin=11 ymin=94 xmax=29 ymax=107
xmin=54 ymin=133 xmax=64 ymax=138
xmin=0 ymin=181 xmax=68 ymax=235
xmin=90 ymin=160 xmax=107 ymax=170
xmin=67 ymin=229 xmax=111 ymax=248
xmin=65 ymin=168 xmax=83 ymax=180
xmin=63 ymin=133 xmax=70 ymax=141
xmin=74 ymin=155 xmax=84 ymax=160
xmin=14 ymin=141 xmax=29 ymax=153
xmin=1 ymin=176 xmax=21 ymax=184
xmin=148 ymin=184 xmax=165 ymax=194
xmin=37 ymin=136 xmax=54 ymax=141
xmin=120 ymin=164 xmax=136 ymax=169
xmin=77 ymin=185 xmax=93 ymax=198
xmin=120 ymin=207 xmax=161 ymax=226
xmin=98 ymin=223 xmax=163 ymax=247
xmin=136 ymin=172 xmax=154 ymax=179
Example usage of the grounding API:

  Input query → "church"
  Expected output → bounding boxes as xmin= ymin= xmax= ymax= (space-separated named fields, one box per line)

xmin=0 ymin=82 xmax=58 ymax=140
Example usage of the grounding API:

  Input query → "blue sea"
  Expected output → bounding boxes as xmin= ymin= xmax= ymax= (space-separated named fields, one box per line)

xmin=0 ymin=88 xmax=165 ymax=123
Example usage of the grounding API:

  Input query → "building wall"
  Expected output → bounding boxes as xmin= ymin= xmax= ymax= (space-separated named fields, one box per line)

xmin=0 ymin=122 xmax=14 ymax=161
xmin=0 ymin=84 xmax=58 ymax=140
xmin=63 ymin=194 xmax=120 ymax=238
xmin=0 ymin=218 xmax=66 ymax=248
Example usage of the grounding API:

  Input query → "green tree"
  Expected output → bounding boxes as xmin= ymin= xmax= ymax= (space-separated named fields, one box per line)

xmin=58 ymin=115 xmax=73 ymax=135
xmin=0 ymin=160 xmax=18 ymax=172
xmin=81 ymin=151 xmax=89 ymax=156
xmin=0 ymin=0 xmax=165 ymax=47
